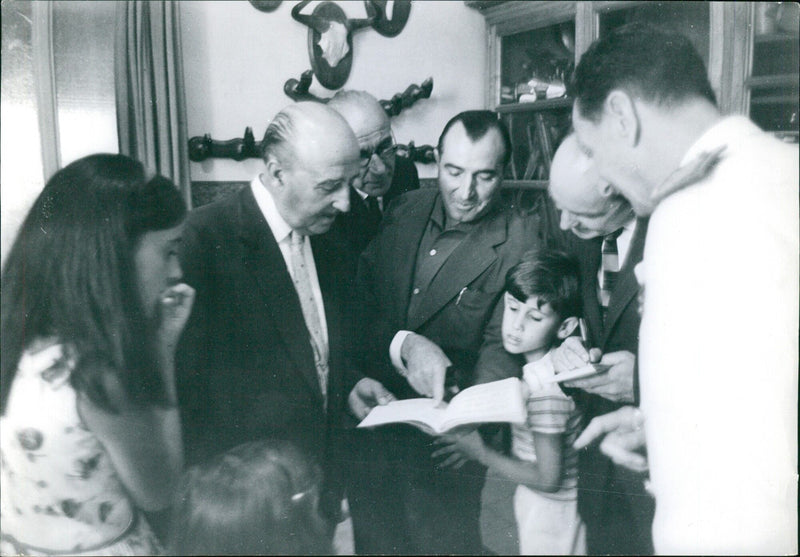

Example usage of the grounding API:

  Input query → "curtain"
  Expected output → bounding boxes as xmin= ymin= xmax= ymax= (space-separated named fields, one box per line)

xmin=115 ymin=1 xmax=191 ymax=207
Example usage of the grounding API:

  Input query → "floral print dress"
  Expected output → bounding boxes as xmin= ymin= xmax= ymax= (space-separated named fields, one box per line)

xmin=0 ymin=339 xmax=162 ymax=556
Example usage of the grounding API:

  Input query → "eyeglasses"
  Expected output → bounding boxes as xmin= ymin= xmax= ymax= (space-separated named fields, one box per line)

xmin=359 ymin=134 xmax=397 ymax=169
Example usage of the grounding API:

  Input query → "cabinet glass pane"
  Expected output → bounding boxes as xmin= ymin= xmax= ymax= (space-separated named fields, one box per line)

xmin=500 ymin=21 xmax=575 ymax=105
xmin=599 ymin=2 xmax=710 ymax=67
xmin=749 ymin=34 xmax=799 ymax=137
xmin=752 ymin=35 xmax=799 ymax=77
xmin=500 ymin=106 xmax=571 ymax=182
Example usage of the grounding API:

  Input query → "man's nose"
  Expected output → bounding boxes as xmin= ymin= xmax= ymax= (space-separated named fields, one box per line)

xmin=332 ymin=184 xmax=350 ymax=213
xmin=168 ymin=255 xmax=183 ymax=282
xmin=457 ymin=175 xmax=477 ymax=201
xmin=512 ymin=311 xmax=525 ymax=331
xmin=369 ymin=152 xmax=387 ymax=174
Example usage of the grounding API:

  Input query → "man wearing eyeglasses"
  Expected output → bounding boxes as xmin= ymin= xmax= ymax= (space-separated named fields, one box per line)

xmin=328 ymin=90 xmax=419 ymax=259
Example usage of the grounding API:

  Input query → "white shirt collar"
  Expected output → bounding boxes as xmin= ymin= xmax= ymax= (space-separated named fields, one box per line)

xmin=251 ymin=175 xmax=292 ymax=244
xmin=353 ymin=186 xmax=370 ymax=201
xmin=679 ymin=116 xmax=757 ymax=166
xmin=620 ymin=217 xmax=636 ymax=235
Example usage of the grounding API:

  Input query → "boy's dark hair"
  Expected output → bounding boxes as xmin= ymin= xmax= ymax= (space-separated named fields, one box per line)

xmin=569 ymin=22 xmax=717 ymax=123
xmin=437 ymin=110 xmax=512 ymax=168
xmin=505 ymin=249 xmax=582 ymax=318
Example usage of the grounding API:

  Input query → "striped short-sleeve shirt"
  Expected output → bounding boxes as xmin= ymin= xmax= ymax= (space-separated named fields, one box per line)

xmin=511 ymin=351 xmax=583 ymax=500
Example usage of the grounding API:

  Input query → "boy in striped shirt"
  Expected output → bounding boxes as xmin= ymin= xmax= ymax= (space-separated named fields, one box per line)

xmin=437 ymin=249 xmax=586 ymax=554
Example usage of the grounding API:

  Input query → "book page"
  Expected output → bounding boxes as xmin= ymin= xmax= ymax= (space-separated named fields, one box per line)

xmin=441 ymin=377 xmax=525 ymax=431
xmin=357 ymin=398 xmax=447 ymax=433
xmin=358 ymin=378 xmax=526 ymax=434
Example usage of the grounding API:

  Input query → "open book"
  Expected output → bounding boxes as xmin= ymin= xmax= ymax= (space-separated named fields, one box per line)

xmin=357 ymin=377 xmax=526 ymax=436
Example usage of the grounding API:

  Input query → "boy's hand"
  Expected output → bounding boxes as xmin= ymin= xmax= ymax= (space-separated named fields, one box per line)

xmin=432 ymin=429 xmax=485 ymax=468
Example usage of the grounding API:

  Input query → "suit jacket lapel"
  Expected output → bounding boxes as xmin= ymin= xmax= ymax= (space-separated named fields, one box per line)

xmin=578 ymin=236 xmax=605 ymax=345
xmin=388 ymin=192 xmax=437 ymax=328
xmin=407 ymin=208 xmax=506 ymax=331
xmin=311 ymin=235 xmax=342 ymax=364
xmin=603 ymin=218 xmax=648 ymax=340
xmin=236 ymin=188 xmax=324 ymax=403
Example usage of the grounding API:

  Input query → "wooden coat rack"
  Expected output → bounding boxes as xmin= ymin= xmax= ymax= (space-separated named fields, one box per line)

xmin=188 ymin=75 xmax=435 ymax=163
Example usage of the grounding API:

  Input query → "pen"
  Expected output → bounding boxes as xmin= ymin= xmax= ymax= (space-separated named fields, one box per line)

xmin=456 ymin=287 xmax=467 ymax=305
xmin=578 ymin=318 xmax=590 ymax=349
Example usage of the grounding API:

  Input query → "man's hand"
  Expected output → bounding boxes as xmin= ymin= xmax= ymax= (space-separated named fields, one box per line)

xmin=551 ymin=336 xmax=601 ymax=371
xmin=574 ymin=405 xmax=648 ymax=473
xmin=563 ymin=350 xmax=635 ymax=403
xmin=348 ymin=378 xmax=396 ymax=420
xmin=400 ymin=333 xmax=452 ymax=402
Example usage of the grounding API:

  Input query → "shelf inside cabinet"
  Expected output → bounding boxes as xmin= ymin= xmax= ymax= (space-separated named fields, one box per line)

xmin=750 ymin=94 xmax=800 ymax=106
xmin=496 ymin=97 xmax=573 ymax=113
xmin=746 ymin=74 xmax=800 ymax=89
xmin=501 ymin=180 xmax=549 ymax=190
xmin=754 ymin=32 xmax=799 ymax=44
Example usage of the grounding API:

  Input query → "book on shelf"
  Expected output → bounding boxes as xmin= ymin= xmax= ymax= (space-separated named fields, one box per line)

xmin=357 ymin=377 xmax=526 ymax=436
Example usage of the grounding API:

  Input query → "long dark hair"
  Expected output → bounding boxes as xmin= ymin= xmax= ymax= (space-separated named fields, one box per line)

xmin=1 ymin=154 xmax=186 ymax=413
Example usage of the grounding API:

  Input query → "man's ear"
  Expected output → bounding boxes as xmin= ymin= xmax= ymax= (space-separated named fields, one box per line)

xmin=264 ymin=154 xmax=284 ymax=189
xmin=598 ymin=179 xmax=616 ymax=199
xmin=433 ymin=147 xmax=441 ymax=165
xmin=557 ymin=316 xmax=579 ymax=340
xmin=604 ymin=90 xmax=640 ymax=148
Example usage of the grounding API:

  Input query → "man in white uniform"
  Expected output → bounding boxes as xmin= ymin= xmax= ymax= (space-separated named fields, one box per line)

xmin=568 ymin=22 xmax=798 ymax=555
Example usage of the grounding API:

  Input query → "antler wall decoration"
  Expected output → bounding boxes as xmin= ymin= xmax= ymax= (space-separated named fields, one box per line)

xmin=291 ymin=0 xmax=411 ymax=89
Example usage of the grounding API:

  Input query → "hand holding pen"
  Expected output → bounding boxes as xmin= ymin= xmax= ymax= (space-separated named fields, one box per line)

xmin=554 ymin=318 xmax=635 ymax=403
xmin=552 ymin=320 xmax=601 ymax=375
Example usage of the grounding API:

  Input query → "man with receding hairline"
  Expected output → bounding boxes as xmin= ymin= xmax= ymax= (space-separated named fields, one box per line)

xmin=549 ymin=134 xmax=655 ymax=555
xmin=176 ymin=102 xmax=372 ymax=524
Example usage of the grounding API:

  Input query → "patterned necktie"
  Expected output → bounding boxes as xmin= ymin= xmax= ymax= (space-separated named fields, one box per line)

xmin=599 ymin=228 xmax=623 ymax=316
xmin=289 ymin=231 xmax=329 ymax=408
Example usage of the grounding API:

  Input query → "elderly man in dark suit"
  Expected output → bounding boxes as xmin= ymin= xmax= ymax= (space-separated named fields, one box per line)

xmin=175 ymin=102 xmax=369 ymax=524
xmin=548 ymin=134 xmax=654 ymax=555
xmin=347 ymin=110 xmax=561 ymax=554
xmin=327 ymin=89 xmax=419 ymax=260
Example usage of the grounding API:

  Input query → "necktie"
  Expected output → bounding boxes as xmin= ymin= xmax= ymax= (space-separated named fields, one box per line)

xmin=289 ymin=231 xmax=329 ymax=407
xmin=599 ymin=228 xmax=623 ymax=316
xmin=363 ymin=196 xmax=382 ymax=237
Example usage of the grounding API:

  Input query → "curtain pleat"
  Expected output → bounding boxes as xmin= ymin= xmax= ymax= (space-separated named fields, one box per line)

xmin=115 ymin=1 xmax=191 ymax=208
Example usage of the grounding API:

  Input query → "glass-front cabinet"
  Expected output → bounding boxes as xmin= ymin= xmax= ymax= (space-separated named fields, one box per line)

xmin=468 ymin=1 xmax=799 ymax=188
xmin=746 ymin=3 xmax=799 ymax=142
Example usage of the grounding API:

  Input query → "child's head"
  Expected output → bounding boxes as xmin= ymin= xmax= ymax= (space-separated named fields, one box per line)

xmin=169 ymin=440 xmax=333 ymax=556
xmin=502 ymin=249 xmax=582 ymax=361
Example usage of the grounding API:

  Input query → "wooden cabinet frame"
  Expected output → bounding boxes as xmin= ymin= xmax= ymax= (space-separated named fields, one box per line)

xmin=481 ymin=1 xmax=754 ymax=116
